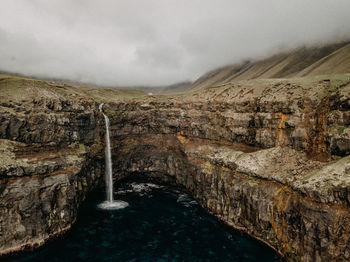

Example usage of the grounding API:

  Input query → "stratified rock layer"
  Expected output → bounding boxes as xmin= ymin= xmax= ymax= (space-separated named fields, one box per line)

xmin=112 ymin=134 xmax=350 ymax=262
xmin=1 ymin=75 xmax=350 ymax=261
xmin=0 ymin=86 xmax=105 ymax=255
xmin=0 ymin=151 xmax=103 ymax=255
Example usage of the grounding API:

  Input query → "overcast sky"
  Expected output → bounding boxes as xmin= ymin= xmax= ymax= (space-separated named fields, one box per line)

xmin=1 ymin=0 xmax=350 ymax=86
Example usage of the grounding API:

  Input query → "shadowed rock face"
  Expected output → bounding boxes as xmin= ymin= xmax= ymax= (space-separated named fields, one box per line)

xmin=1 ymin=76 xmax=350 ymax=261
xmin=0 ymin=157 xmax=103 ymax=254
xmin=111 ymin=134 xmax=350 ymax=262
xmin=0 ymin=96 xmax=105 ymax=255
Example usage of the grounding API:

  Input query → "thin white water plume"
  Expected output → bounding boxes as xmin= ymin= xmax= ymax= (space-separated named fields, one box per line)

xmin=98 ymin=103 xmax=128 ymax=210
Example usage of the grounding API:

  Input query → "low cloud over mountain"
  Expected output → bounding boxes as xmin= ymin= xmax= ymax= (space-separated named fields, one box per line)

xmin=1 ymin=0 xmax=350 ymax=86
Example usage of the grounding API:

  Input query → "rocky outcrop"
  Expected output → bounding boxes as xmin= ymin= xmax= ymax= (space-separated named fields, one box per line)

xmin=1 ymin=75 xmax=350 ymax=261
xmin=0 ymin=87 xmax=105 ymax=255
xmin=0 ymin=138 xmax=104 ymax=255
xmin=108 ymin=77 xmax=350 ymax=160
xmin=111 ymin=134 xmax=350 ymax=262
xmin=104 ymin=77 xmax=350 ymax=261
xmin=0 ymin=97 xmax=100 ymax=145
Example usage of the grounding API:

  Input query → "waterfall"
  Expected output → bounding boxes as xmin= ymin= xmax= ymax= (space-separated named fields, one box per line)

xmin=98 ymin=103 xmax=128 ymax=210
xmin=100 ymin=103 xmax=114 ymax=202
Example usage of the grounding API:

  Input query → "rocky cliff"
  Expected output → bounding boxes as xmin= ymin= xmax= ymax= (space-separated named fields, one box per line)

xmin=1 ymin=74 xmax=350 ymax=261
xmin=0 ymin=78 xmax=105 ymax=254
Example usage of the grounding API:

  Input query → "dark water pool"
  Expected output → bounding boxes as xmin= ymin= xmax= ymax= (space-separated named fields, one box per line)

xmin=4 ymin=182 xmax=280 ymax=262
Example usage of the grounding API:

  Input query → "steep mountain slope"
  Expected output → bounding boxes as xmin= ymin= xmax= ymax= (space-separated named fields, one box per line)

xmin=296 ymin=43 xmax=350 ymax=77
xmin=191 ymin=41 xmax=350 ymax=90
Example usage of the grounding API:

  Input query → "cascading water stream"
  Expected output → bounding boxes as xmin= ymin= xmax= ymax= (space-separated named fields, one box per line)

xmin=99 ymin=103 xmax=114 ymax=202
xmin=98 ymin=103 xmax=128 ymax=210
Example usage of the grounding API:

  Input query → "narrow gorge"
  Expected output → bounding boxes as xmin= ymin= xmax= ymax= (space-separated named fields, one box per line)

xmin=1 ymin=74 xmax=350 ymax=261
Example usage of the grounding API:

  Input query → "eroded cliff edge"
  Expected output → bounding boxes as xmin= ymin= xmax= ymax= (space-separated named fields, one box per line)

xmin=1 ymin=74 xmax=350 ymax=261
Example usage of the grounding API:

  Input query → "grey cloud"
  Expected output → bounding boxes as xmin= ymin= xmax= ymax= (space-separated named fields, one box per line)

xmin=0 ymin=0 xmax=350 ymax=86
xmin=134 ymin=42 xmax=183 ymax=69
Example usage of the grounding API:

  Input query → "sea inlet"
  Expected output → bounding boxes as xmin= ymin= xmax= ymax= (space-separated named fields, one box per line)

xmin=4 ymin=181 xmax=280 ymax=262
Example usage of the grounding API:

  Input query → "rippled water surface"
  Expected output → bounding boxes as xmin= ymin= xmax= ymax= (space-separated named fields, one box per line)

xmin=5 ymin=182 xmax=280 ymax=262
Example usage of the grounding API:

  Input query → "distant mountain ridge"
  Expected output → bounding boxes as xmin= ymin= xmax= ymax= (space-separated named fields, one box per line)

xmin=2 ymin=40 xmax=350 ymax=93
xmin=190 ymin=41 xmax=350 ymax=90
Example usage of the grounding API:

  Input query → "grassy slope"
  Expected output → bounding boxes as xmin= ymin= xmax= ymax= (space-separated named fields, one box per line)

xmin=0 ymin=74 xmax=146 ymax=104
xmin=1 ymin=72 xmax=350 ymax=105
xmin=191 ymin=41 xmax=350 ymax=90
xmin=188 ymin=74 xmax=350 ymax=104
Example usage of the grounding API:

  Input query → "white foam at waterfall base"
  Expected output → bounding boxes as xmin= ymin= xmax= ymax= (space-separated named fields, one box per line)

xmin=98 ymin=103 xmax=129 ymax=210
xmin=98 ymin=200 xmax=129 ymax=210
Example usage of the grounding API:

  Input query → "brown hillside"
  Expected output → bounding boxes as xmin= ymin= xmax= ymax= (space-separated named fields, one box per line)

xmin=191 ymin=41 xmax=350 ymax=90
xmin=296 ymin=43 xmax=350 ymax=77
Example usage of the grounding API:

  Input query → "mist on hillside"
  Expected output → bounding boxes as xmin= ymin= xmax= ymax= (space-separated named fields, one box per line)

xmin=0 ymin=0 xmax=350 ymax=87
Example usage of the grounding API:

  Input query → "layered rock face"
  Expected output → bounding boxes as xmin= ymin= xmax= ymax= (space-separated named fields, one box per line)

xmin=106 ymin=77 xmax=350 ymax=261
xmin=1 ymin=75 xmax=350 ymax=261
xmin=0 ymin=88 xmax=105 ymax=255
xmin=112 ymin=134 xmax=350 ymax=262
xmin=0 ymin=146 xmax=103 ymax=255
xmin=109 ymin=77 xmax=350 ymax=159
